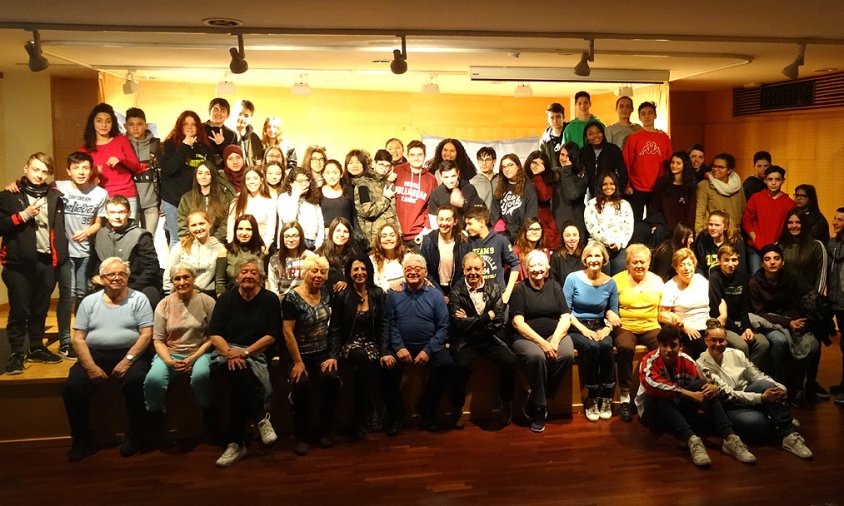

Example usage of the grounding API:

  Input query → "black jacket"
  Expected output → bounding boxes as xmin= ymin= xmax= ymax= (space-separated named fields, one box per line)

xmin=329 ymin=285 xmax=390 ymax=359
xmin=447 ymin=279 xmax=507 ymax=352
xmin=0 ymin=184 xmax=68 ymax=267
xmin=90 ymin=220 xmax=162 ymax=292
xmin=420 ymin=229 xmax=470 ymax=290
xmin=159 ymin=139 xmax=213 ymax=206
xmin=580 ymin=121 xmax=629 ymax=197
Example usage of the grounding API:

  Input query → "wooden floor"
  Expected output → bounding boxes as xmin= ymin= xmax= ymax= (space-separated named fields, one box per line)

xmin=1 ymin=306 xmax=844 ymax=504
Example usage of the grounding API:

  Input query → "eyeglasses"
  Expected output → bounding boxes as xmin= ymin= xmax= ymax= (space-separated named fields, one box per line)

xmin=527 ymin=227 xmax=543 ymax=233
xmin=311 ymin=156 xmax=326 ymax=163
xmin=375 ymin=162 xmax=392 ymax=169
xmin=793 ymin=193 xmax=808 ymax=199
xmin=501 ymin=162 xmax=517 ymax=170
xmin=404 ymin=265 xmax=426 ymax=273
xmin=283 ymin=233 xmax=301 ymax=239
xmin=102 ymin=272 xmax=128 ymax=280
xmin=711 ymin=164 xmax=728 ymax=170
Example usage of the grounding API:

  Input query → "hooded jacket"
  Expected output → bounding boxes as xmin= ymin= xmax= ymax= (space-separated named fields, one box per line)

xmin=393 ymin=162 xmax=437 ymax=242
xmin=827 ymin=234 xmax=844 ymax=310
xmin=490 ymin=178 xmax=538 ymax=242
xmin=160 ymin=138 xmax=213 ymax=206
xmin=354 ymin=166 xmax=401 ymax=248
xmin=579 ymin=121 xmax=629 ymax=197
xmin=539 ymin=124 xmax=566 ymax=168
xmin=0 ymin=181 xmax=68 ymax=267
xmin=127 ymin=130 xmax=161 ymax=209
xmin=237 ymin=124 xmax=265 ymax=167
xmin=694 ymin=172 xmax=747 ymax=234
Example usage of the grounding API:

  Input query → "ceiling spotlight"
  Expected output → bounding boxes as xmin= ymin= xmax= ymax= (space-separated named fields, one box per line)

xmin=514 ymin=83 xmax=533 ymax=98
xmin=421 ymin=75 xmax=440 ymax=94
xmin=229 ymin=34 xmax=248 ymax=74
xmin=292 ymin=74 xmax=311 ymax=96
xmin=24 ymin=30 xmax=49 ymax=72
xmin=390 ymin=35 xmax=407 ymax=75
xmin=782 ymin=43 xmax=805 ymax=80
xmin=574 ymin=39 xmax=595 ymax=77
xmin=123 ymin=72 xmax=139 ymax=94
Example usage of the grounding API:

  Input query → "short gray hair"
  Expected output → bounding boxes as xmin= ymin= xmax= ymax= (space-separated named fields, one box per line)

xmin=234 ymin=254 xmax=265 ymax=280
xmin=402 ymin=252 xmax=427 ymax=269
xmin=169 ymin=262 xmax=196 ymax=282
xmin=524 ymin=250 xmax=549 ymax=270
xmin=99 ymin=257 xmax=130 ymax=277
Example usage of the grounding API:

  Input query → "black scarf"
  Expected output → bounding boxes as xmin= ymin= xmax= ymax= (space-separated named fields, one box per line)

xmin=19 ymin=176 xmax=49 ymax=199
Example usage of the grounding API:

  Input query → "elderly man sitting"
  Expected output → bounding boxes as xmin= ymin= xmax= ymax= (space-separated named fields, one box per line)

xmin=383 ymin=252 xmax=453 ymax=435
xmin=62 ymin=257 xmax=153 ymax=462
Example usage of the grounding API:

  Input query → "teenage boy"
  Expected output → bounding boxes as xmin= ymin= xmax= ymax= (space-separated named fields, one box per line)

xmin=394 ymin=140 xmax=437 ymax=246
xmin=464 ymin=205 xmax=519 ymax=304
xmin=91 ymin=195 xmax=162 ymax=310
xmin=604 ymin=96 xmax=641 ymax=149
xmin=688 ymin=144 xmax=708 ymax=183
xmin=636 ymin=324 xmax=756 ymax=467
xmin=742 ymin=165 xmax=795 ymax=274
xmin=743 ymin=151 xmax=771 ymax=201
xmin=827 ymin=207 xmax=844 ymax=404
xmin=563 ymin=91 xmax=603 ymax=148
xmin=708 ymin=244 xmax=770 ymax=368
xmin=420 ymin=205 xmax=470 ymax=295
xmin=234 ymin=99 xmax=264 ymax=167
xmin=124 ymin=108 xmax=160 ymax=234
xmin=623 ymin=101 xmax=673 ymax=221
xmin=204 ymin=97 xmax=237 ymax=164
xmin=428 ymin=161 xmax=484 ymax=228
xmin=469 ymin=147 xmax=498 ymax=209
xmin=0 ymin=153 xmax=67 ymax=373
xmin=539 ymin=103 xmax=566 ymax=167
xmin=386 ymin=138 xmax=407 ymax=166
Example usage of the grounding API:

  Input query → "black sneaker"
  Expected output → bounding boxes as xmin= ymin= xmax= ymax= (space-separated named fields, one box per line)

xmin=58 ymin=344 xmax=77 ymax=361
xmin=4 ymin=353 xmax=24 ymax=375
xmin=620 ymin=401 xmax=634 ymax=423
xmin=120 ymin=435 xmax=141 ymax=457
xmin=806 ymin=381 xmax=830 ymax=400
xmin=67 ymin=439 xmax=95 ymax=462
xmin=26 ymin=347 xmax=62 ymax=364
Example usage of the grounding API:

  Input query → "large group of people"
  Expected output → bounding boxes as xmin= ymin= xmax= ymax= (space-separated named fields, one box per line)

xmin=1 ymin=92 xmax=838 ymax=469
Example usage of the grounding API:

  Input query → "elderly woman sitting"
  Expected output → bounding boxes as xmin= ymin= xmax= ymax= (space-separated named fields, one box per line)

xmin=143 ymin=263 xmax=216 ymax=439
xmin=697 ymin=319 xmax=813 ymax=459
xmin=63 ymin=257 xmax=153 ymax=462
xmin=510 ymin=249 xmax=574 ymax=433
xmin=208 ymin=255 xmax=282 ymax=467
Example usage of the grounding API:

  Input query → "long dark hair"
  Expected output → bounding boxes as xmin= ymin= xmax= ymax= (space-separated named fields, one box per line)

xmin=282 ymin=166 xmax=321 ymax=205
xmin=494 ymin=153 xmax=527 ymax=200
xmin=226 ymin=214 xmax=265 ymax=255
xmin=524 ymin=150 xmax=559 ymax=185
xmin=344 ymin=253 xmax=375 ymax=289
xmin=232 ymin=168 xmax=270 ymax=218
xmin=595 ymin=171 xmax=622 ymax=213
xmin=428 ymin=138 xmax=477 ymax=180
xmin=514 ymin=217 xmax=545 ymax=262
xmin=662 ymin=151 xmax=697 ymax=190
xmin=561 ymin=141 xmax=585 ymax=176
xmin=778 ymin=208 xmax=815 ymax=267
xmin=186 ymin=161 xmax=227 ymax=229
xmin=318 ymin=217 xmax=362 ymax=267
xmin=276 ymin=221 xmax=307 ymax=266
xmin=371 ymin=223 xmax=409 ymax=273
xmin=83 ymin=103 xmax=121 ymax=151
xmin=795 ymin=184 xmax=821 ymax=214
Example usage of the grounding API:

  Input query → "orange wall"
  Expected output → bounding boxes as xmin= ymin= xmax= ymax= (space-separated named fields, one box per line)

xmin=670 ymin=88 xmax=844 ymax=226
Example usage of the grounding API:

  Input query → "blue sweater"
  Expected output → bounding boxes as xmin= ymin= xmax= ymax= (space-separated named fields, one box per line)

xmin=387 ymin=284 xmax=450 ymax=356
xmin=563 ymin=273 xmax=619 ymax=320
xmin=467 ymin=231 xmax=520 ymax=288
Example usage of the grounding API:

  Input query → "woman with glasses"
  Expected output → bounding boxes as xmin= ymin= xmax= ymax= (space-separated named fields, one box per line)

xmin=513 ymin=217 xmax=550 ymax=282
xmin=694 ymin=153 xmax=746 ymax=236
xmin=277 ymin=167 xmax=325 ymax=250
xmin=302 ymin=145 xmax=328 ymax=188
xmin=268 ymin=221 xmax=316 ymax=299
xmin=491 ymin=154 xmax=538 ymax=242
xmin=793 ymin=184 xmax=829 ymax=243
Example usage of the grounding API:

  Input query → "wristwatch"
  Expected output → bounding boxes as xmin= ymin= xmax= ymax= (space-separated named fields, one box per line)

xmin=125 ymin=354 xmax=136 ymax=363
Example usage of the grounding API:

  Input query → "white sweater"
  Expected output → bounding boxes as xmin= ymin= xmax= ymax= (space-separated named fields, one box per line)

xmin=276 ymin=193 xmax=325 ymax=249
xmin=584 ymin=197 xmax=634 ymax=248
xmin=696 ymin=348 xmax=786 ymax=405
xmin=226 ymin=196 xmax=277 ymax=249
xmin=164 ymin=237 xmax=225 ymax=293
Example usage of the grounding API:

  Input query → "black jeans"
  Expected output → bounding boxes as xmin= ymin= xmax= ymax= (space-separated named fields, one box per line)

xmin=341 ymin=347 xmax=380 ymax=426
xmin=641 ymin=378 xmax=734 ymax=440
xmin=287 ymin=351 xmax=341 ymax=440
xmin=2 ymin=257 xmax=57 ymax=353
xmin=62 ymin=348 xmax=151 ymax=443
xmin=450 ymin=339 xmax=517 ymax=410
xmin=383 ymin=346 xmax=453 ymax=422
xmin=212 ymin=360 xmax=265 ymax=444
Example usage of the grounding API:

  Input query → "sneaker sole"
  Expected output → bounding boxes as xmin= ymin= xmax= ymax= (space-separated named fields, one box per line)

xmin=4 ymin=369 xmax=24 ymax=375
xmin=25 ymin=358 xmax=62 ymax=364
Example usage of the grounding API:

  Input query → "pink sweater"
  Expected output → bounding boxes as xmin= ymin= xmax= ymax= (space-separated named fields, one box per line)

xmin=80 ymin=135 xmax=142 ymax=198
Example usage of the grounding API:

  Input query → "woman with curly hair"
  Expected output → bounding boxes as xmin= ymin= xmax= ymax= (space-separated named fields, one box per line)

xmin=649 ymin=151 xmax=697 ymax=235
xmin=369 ymin=223 xmax=410 ymax=292
xmin=427 ymin=138 xmax=477 ymax=181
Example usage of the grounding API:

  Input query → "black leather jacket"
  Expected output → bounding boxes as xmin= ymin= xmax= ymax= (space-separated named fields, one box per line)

xmin=328 ymin=285 xmax=390 ymax=359
xmin=447 ymin=279 xmax=507 ymax=353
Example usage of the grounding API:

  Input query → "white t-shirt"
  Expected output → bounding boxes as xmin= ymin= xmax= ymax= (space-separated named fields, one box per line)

xmin=661 ymin=273 xmax=710 ymax=330
xmin=55 ymin=180 xmax=108 ymax=258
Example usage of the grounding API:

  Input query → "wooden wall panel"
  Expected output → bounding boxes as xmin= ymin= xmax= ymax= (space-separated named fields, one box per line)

xmin=50 ymin=76 xmax=98 ymax=179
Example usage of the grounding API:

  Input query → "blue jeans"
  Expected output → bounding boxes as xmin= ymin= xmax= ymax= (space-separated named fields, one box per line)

xmin=746 ymin=248 xmax=761 ymax=276
xmin=161 ymin=199 xmax=180 ymax=248
xmin=56 ymin=259 xmax=73 ymax=345
xmin=143 ymin=353 xmax=213 ymax=412
xmin=762 ymin=329 xmax=789 ymax=383
xmin=569 ymin=330 xmax=615 ymax=398
xmin=724 ymin=379 xmax=793 ymax=440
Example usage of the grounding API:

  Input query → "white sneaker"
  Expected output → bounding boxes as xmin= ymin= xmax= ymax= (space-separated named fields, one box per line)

xmin=688 ymin=435 xmax=711 ymax=467
xmin=782 ymin=432 xmax=813 ymax=459
xmin=216 ymin=443 xmax=246 ymax=467
xmin=585 ymin=398 xmax=600 ymax=422
xmin=598 ymin=398 xmax=612 ymax=420
xmin=722 ymin=434 xmax=756 ymax=464
xmin=257 ymin=413 xmax=277 ymax=446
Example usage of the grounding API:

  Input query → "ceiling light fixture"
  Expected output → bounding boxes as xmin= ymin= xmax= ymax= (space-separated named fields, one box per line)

xmin=421 ymin=75 xmax=439 ymax=94
xmin=514 ymin=83 xmax=533 ymax=98
xmin=24 ymin=29 xmax=49 ymax=72
xmin=123 ymin=72 xmax=139 ymax=94
xmin=390 ymin=35 xmax=407 ymax=75
xmin=229 ymin=34 xmax=248 ymax=74
xmin=216 ymin=74 xmax=236 ymax=95
xmin=781 ymin=43 xmax=805 ymax=80
xmin=291 ymin=74 xmax=311 ymax=96
xmin=574 ymin=39 xmax=594 ymax=77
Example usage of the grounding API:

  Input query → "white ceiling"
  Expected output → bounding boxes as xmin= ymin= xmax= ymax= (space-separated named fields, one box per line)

xmin=2 ymin=0 xmax=844 ymax=96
